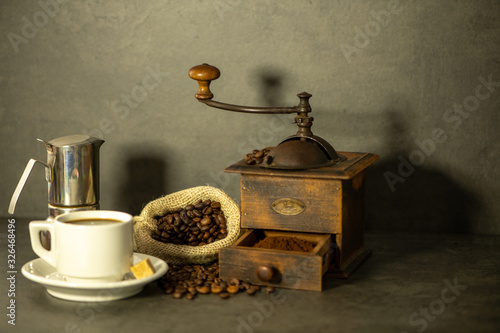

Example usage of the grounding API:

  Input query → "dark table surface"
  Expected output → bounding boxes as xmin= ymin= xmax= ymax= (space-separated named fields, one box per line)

xmin=1 ymin=217 xmax=499 ymax=333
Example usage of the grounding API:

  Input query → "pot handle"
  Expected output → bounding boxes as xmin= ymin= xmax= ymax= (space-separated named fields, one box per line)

xmin=8 ymin=158 xmax=52 ymax=214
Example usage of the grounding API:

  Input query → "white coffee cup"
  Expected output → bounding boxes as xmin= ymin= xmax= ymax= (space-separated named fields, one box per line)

xmin=29 ymin=210 xmax=134 ymax=284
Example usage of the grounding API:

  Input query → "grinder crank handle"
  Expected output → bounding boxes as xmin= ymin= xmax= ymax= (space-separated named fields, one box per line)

xmin=188 ymin=63 xmax=312 ymax=115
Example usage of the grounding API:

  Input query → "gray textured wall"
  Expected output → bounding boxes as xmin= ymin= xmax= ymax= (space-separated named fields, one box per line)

xmin=1 ymin=0 xmax=499 ymax=234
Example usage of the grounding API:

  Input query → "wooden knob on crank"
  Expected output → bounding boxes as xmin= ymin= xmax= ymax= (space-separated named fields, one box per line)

xmin=188 ymin=63 xmax=220 ymax=100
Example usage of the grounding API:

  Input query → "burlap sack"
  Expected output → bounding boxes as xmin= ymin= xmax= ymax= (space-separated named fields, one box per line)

xmin=133 ymin=186 xmax=240 ymax=265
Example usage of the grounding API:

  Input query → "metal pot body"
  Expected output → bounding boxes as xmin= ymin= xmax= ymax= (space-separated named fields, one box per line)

xmin=46 ymin=135 xmax=104 ymax=208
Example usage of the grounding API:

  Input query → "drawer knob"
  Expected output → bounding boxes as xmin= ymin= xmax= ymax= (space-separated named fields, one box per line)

xmin=257 ymin=265 xmax=274 ymax=282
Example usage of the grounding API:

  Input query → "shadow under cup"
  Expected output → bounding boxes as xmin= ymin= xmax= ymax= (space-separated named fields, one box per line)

xmin=29 ymin=211 xmax=134 ymax=284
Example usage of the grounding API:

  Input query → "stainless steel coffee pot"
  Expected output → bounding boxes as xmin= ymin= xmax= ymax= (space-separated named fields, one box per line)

xmin=9 ymin=134 xmax=104 ymax=217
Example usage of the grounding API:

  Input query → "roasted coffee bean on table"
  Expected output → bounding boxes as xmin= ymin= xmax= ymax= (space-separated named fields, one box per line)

xmin=158 ymin=261 xmax=270 ymax=300
xmin=151 ymin=199 xmax=228 ymax=246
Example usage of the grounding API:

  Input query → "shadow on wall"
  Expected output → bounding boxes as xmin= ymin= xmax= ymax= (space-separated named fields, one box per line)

xmin=255 ymin=67 xmax=287 ymax=106
xmin=365 ymin=110 xmax=480 ymax=233
xmin=250 ymin=68 xmax=481 ymax=233
xmin=114 ymin=69 xmax=286 ymax=216
xmin=115 ymin=154 xmax=168 ymax=216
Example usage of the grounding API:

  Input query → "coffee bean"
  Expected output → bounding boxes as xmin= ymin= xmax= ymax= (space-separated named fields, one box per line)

xmin=211 ymin=285 xmax=224 ymax=294
xmin=265 ymin=286 xmax=275 ymax=293
xmin=172 ymin=292 xmax=184 ymax=299
xmin=194 ymin=202 xmax=205 ymax=210
xmin=227 ymin=285 xmax=239 ymax=294
xmin=185 ymin=204 xmax=195 ymax=211
xmin=186 ymin=293 xmax=196 ymax=300
xmin=217 ymin=214 xmax=226 ymax=225
xmin=197 ymin=286 xmax=210 ymax=294
xmin=246 ymin=286 xmax=259 ymax=295
xmin=211 ymin=202 xmax=221 ymax=209
xmin=175 ymin=286 xmax=187 ymax=294
xmin=180 ymin=210 xmax=190 ymax=224
xmin=219 ymin=292 xmax=230 ymax=299
xmin=200 ymin=216 xmax=212 ymax=226
xmin=202 ymin=206 xmax=213 ymax=215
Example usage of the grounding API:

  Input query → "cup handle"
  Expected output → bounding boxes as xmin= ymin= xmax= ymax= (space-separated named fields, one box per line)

xmin=29 ymin=220 xmax=55 ymax=266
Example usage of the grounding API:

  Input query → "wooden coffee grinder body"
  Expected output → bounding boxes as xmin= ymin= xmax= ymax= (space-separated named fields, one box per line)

xmin=220 ymin=151 xmax=379 ymax=290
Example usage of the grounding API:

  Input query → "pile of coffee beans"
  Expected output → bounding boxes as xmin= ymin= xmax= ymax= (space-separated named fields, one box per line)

xmin=244 ymin=148 xmax=271 ymax=165
xmin=158 ymin=261 xmax=274 ymax=300
xmin=151 ymin=199 xmax=227 ymax=246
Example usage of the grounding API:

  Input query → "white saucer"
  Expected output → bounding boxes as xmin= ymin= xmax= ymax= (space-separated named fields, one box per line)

xmin=22 ymin=253 xmax=168 ymax=302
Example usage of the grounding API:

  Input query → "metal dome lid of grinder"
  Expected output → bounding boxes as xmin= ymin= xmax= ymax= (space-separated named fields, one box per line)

xmin=188 ymin=63 xmax=343 ymax=170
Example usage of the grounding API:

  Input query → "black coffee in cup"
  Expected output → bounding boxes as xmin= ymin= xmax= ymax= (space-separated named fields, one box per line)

xmin=65 ymin=218 xmax=123 ymax=226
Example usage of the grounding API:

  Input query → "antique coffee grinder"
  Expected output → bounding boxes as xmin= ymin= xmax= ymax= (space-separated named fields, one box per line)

xmin=189 ymin=64 xmax=378 ymax=291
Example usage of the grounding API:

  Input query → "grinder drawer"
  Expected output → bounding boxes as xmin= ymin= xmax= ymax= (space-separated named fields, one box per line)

xmin=219 ymin=230 xmax=333 ymax=291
